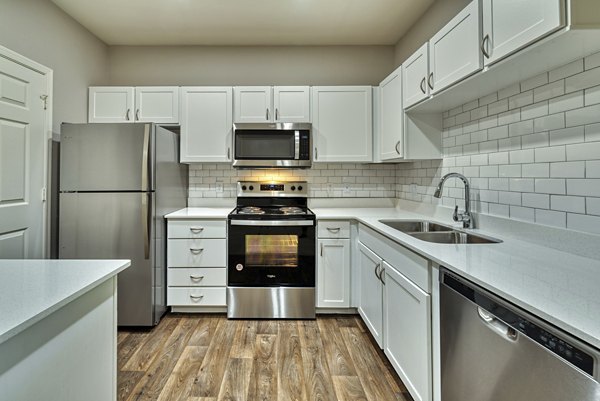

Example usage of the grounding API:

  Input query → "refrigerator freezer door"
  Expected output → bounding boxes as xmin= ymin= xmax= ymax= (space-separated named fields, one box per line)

xmin=60 ymin=123 xmax=153 ymax=191
xmin=59 ymin=192 xmax=160 ymax=326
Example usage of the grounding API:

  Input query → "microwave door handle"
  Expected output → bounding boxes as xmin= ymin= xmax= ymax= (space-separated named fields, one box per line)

xmin=295 ymin=130 xmax=300 ymax=160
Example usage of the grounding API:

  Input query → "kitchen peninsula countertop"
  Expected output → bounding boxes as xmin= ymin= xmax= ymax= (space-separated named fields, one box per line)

xmin=0 ymin=259 xmax=130 ymax=345
xmin=313 ymin=206 xmax=600 ymax=349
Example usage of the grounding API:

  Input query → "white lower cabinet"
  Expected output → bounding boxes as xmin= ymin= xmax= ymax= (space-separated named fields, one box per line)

xmin=317 ymin=238 xmax=350 ymax=308
xmin=166 ymin=218 xmax=227 ymax=309
xmin=357 ymin=241 xmax=384 ymax=347
xmin=384 ymin=261 xmax=432 ymax=401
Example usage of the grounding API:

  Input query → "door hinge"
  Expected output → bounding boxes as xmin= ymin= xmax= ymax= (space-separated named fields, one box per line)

xmin=41 ymin=187 xmax=47 ymax=202
xmin=40 ymin=94 xmax=48 ymax=110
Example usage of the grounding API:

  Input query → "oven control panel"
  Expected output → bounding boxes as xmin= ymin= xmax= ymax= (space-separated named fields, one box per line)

xmin=237 ymin=181 xmax=308 ymax=197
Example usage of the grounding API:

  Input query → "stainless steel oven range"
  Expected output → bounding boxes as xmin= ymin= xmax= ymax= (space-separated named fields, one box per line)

xmin=227 ymin=181 xmax=316 ymax=319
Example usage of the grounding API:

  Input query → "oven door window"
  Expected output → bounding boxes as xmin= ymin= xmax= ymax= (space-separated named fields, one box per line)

xmin=235 ymin=131 xmax=295 ymax=160
xmin=245 ymin=235 xmax=298 ymax=267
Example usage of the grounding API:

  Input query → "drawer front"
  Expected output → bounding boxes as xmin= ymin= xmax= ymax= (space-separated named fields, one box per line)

xmin=168 ymin=268 xmax=226 ymax=287
xmin=318 ymin=220 xmax=351 ymax=238
xmin=168 ymin=239 xmax=226 ymax=267
xmin=167 ymin=287 xmax=226 ymax=306
xmin=168 ymin=219 xmax=226 ymax=239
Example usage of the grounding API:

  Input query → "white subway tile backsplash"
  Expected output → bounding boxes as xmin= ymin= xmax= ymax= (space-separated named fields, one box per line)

xmin=489 ymin=203 xmax=510 ymax=217
xmin=567 ymin=179 xmax=600 ymax=197
xmin=522 ymin=193 xmax=549 ymax=209
xmin=499 ymin=164 xmax=522 ymax=177
xmin=535 ymin=179 xmax=566 ymax=194
xmin=535 ymin=209 xmax=567 ymax=228
xmin=587 ymin=161 xmax=600 ymax=178
xmin=535 ymin=146 xmax=566 ymax=162
xmin=489 ymin=152 xmax=509 ymax=165
xmin=567 ymin=213 xmax=600 ymax=235
xmin=470 ymin=130 xmax=488 ymax=143
xmin=479 ymin=140 xmax=499 ymax=154
xmin=548 ymin=91 xmax=584 ymax=114
xmin=489 ymin=178 xmax=509 ymax=191
xmin=521 ymin=101 xmax=549 ymax=120
xmin=488 ymin=125 xmax=509 ymax=140
xmin=585 ymin=123 xmax=600 ymax=142
xmin=522 ymin=73 xmax=549 ymax=91
xmin=522 ymin=132 xmax=549 ymax=149
xmin=533 ymin=80 xmax=565 ymax=102
xmin=565 ymin=104 xmax=600 ymax=127
xmin=479 ymin=93 xmax=498 ymax=106
xmin=499 ymin=84 xmax=520 ymax=100
xmin=551 ymin=195 xmax=586 ymax=213
xmin=585 ymin=85 xmax=600 ymax=106
xmin=549 ymin=126 xmax=584 ymax=146
xmin=499 ymin=137 xmax=521 ymax=152
xmin=550 ymin=161 xmax=585 ymax=178
xmin=550 ymin=59 xmax=584 ymax=82
xmin=488 ymin=99 xmax=509 ymax=115
xmin=509 ymin=120 xmax=534 ymax=136
xmin=509 ymin=91 xmax=534 ymax=109
xmin=585 ymin=51 xmax=600 ymax=70
xmin=522 ymin=163 xmax=549 ymax=178
xmin=587 ymin=197 xmax=600 ymax=215
xmin=510 ymin=206 xmax=535 ymax=222
xmin=499 ymin=191 xmax=522 ymax=205
xmin=471 ymin=154 xmax=489 ymax=166
xmin=566 ymin=142 xmax=600 ymax=161
xmin=509 ymin=149 xmax=534 ymax=164
xmin=534 ymin=113 xmax=565 ymax=132
xmin=565 ymin=66 xmax=600 ymax=93
xmin=498 ymin=109 xmax=521 ymax=125
xmin=510 ymin=178 xmax=534 ymax=192
xmin=480 ymin=165 xmax=499 ymax=177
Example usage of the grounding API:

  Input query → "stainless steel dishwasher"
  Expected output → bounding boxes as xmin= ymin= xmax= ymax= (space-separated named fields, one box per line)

xmin=440 ymin=269 xmax=600 ymax=401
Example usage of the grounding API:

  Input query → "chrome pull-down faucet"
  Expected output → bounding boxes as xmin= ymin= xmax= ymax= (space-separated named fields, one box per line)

xmin=433 ymin=172 xmax=473 ymax=229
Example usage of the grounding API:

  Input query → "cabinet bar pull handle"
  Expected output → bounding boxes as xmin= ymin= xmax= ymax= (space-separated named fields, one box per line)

xmin=135 ymin=109 xmax=140 ymax=121
xmin=380 ymin=268 xmax=386 ymax=285
xmin=190 ymin=294 xmax=204 ymax=300
xmin=374 ymin=263 xmax=381 ymax=279
xmin=266 ymin=108 xmax=269 ymax=120
xmin=326 ymin=227 xmax=341 ymax=232
xmin=190 ymin=248 xmax=204 ymax=254
xmin=315 ymin=147 xmax=318 ymax=160
xmin=190 ymin=227 xmax=204 ymax=233
xmin=190 ymin=275 xmax=205 ymax=280
xmin=320 ymin=243 xmax=324 ymax=257
xmin=428 ymin=72 xmax=434 ymax=90
xmin=126 ymin=108 xmax=131 ymax=121
xmin=275 ymin=108 xmax=279 ymax=120
xmin=227 ymin=147 xmax=231 ymax=159
xmin=481 ymin=34 xmax=491 ymax=59
xmin=395 ymin=140 xmax=401 ymax=154
xmin=420 ymin=77 xmax=426 ymax=94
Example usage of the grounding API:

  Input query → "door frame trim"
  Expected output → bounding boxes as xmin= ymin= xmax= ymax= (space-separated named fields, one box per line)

xmin=0 ymin=45 xmax=53 ymax=257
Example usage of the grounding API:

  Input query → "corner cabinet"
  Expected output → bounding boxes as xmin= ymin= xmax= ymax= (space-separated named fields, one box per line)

xmin=317 ymin=221 xmax=351 ymax=308
xmin=88 ymin=86 xmax=179 ymax=124
xmin=233 ymin=86 xmax=310 ymax=123
xmin=428 ymin=0 xmax=482 ymax=94
xmin=312 ymin=86 xmax=373 ymax=162
xmin=379 ymin=65 xmax=404 ymax=161
xmin=481 ymin=0 xmax=565 ymax=66
xmin=180 ymin=87 xmax=233 ymax=163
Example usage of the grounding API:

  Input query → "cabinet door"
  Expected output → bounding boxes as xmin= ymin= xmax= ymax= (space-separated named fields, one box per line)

xmin=273 ymin=86 xmax=311 ymax=122
xmin=379 ymin=65 xmax=404 ymax=161
xmin=180 ymin=87 xmax=233 ymax=163
xmin=88 ymin=87 xmax=134 ymax=123
xmin=233 ymin=86 xmax=273 ymax=123
xmin=482 ymin=0 xmax=564 ymax=65
xmin=384 ymin=261 xmax=431 ymax=401
xmin=429 ymin=0 xmax=482 ymax=94
xmin=357 ymin=241 xmax=383 ymax=347
xmin=317 ymin=239 xmax=350 ymax=308
xmin=312 ymin=86 xmax=372 ymax=162
xmin=402 ymin=43 xmax=429 ymax=109
xmin=135 ymin=87 xmax=179 ymax=124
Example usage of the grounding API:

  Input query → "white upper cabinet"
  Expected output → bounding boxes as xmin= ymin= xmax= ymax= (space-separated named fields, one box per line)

xmin=312 ymin=86 xmax=372 ymax=163
xmin=88 ymin=87 xmax=134 ymax=123
xmin=379 ymin=65 xmax=404 ymax=161
xmin=180 ymin=87 xmax=233 ymax=163
xmin=402 ymin=43 xmax=430 ymax=109
xmin=429 ymin=0 xmax=482 ymax=94
xmin=234 ymin=86 xmax=310 ymax=123
xmin=482 ymin=0 xmax=565 ymax=65
xmin=89 ymin=86 xmax=179 ymax=123
xmin=134 ymin=87 xmax=179 ymax=124
xmin=233 ymin=86 xmax=273 ymax=123
xmin=273 ymin=86 xmax=311 ymax=122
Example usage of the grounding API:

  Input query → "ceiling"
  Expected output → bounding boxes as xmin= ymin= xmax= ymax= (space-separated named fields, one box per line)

xmin=51 ymin=0 xmax=434 ymax=46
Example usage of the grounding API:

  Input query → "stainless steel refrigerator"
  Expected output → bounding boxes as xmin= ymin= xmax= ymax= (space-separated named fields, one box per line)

xmin=58 ymin=123 xmax=188 ymax=326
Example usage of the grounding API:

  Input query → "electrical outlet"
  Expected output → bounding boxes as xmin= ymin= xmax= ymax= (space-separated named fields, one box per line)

xmin=343 ymin=185 xmax=351 ymax=194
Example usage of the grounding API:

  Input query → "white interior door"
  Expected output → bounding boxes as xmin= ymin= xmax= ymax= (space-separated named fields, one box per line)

xmin=0 ymin=53 xmax=48 ymax=258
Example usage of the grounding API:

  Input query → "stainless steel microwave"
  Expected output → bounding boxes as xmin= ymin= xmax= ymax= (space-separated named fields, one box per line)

xmin=232 ymin=123 xmax=311 ymax=168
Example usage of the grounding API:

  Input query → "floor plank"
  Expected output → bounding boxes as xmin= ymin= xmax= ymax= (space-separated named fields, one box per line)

xmin=118 ymin=315 xmax=412 ymax=401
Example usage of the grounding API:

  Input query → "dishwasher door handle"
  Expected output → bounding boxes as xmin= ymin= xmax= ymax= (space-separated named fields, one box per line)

xmin=478 ymin=307 xmax=518 ymax=342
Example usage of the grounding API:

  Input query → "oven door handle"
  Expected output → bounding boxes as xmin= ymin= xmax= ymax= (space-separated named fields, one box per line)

xmin=230 ymin=220 xmax=314 ymax=227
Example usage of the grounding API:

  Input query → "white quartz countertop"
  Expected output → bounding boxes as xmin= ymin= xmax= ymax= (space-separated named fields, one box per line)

xmin=165 ymin=207 xmax=232 ymax=219
xmin=0 ymin=259 xmax=130 ymax=345
xmin=314 ymin=207 xmax=600 ymax=349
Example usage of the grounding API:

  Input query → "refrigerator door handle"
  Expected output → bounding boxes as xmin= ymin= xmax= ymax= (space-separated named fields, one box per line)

xmin=142 ymin=192 xmax=150 ymax=259
xmin=142 ymin=124 xmax=150 ymax=191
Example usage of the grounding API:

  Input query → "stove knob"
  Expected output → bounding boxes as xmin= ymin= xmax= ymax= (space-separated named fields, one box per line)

xmin=298 ymin=185 xmax=303 ymax=191
xmin=241 ymin=185 xmax=247 ymax=190
xmin=249 ymin=185 xmax=254 ymax=191
xmin=291 ymin=186 xmax=296 ymax=191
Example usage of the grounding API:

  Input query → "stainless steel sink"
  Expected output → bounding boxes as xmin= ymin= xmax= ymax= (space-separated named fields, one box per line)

xmin=410 ymin=231 xmax=502 ymax=244
xmin=378 ymin=219 xmax=502 ymax=244
xmin=379 ymin=220 xmax=454 ymax=233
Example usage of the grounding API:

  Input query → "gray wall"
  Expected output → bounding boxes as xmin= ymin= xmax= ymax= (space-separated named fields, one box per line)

xmin=394 ymin=0 xmax=471 ymax=66
xmin=0 ymin=0 xmax=109 ymax=134
xmin=108 ymin=46 xmax=395 ymax=86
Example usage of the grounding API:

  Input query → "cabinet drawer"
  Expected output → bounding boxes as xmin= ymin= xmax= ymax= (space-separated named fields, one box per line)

xmin=167 ymin=287 xmax=226 ymax=306
xmin=167 ymin=239 xmax=226 ymax=267
xmin=168 ymin=268 xmax=226 ymax=287
xmin=318 ymin=220 xmax=350 ymax=238
xmin=168 ymin=220 xmax=226 ymax=239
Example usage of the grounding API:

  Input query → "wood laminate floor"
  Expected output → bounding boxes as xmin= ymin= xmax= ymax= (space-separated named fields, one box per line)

xmin=118 ymin=314 xmax=413 ymax=401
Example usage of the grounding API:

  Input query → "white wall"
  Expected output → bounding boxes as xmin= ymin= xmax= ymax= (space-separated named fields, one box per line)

xmin=0 ymin=0 xmax=109 ymax=134
xmin=393 ymin=0 xmax=471 ymax=66
xmin=108 ymin=45 xmax=395 ymax=86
